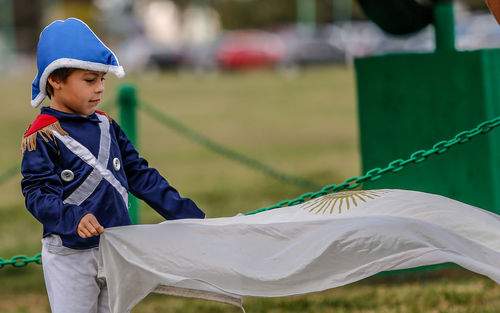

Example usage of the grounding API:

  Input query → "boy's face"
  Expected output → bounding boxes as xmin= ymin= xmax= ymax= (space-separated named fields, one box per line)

xmin=48 ymin=69 xmax=106 ymax=117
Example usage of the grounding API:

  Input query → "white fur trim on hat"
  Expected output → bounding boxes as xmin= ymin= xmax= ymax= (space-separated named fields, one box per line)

xmin=31 ymin=58 xmax=125 ymax=108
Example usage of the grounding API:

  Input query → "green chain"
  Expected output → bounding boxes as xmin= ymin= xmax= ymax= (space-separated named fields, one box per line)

xmin=0 ymin=254 xmax=42 ymax=269
xmin=245 ymin=116 xmax=500 ymax=215
xmin=139 ymin=101 xmax=321 ymax=190
xmin=0 ymin=102 xmax=118 ymax=268
xmin=3 ymin=115 xmax=500 ymax=267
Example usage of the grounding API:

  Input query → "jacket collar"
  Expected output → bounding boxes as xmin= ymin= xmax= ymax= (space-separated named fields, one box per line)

xmin=41 ymin=106 xmax=102 ymax=123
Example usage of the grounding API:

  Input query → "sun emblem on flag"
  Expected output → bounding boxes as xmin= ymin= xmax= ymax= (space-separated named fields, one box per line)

xmin=301 ymin=190 xmax=390 ymax=215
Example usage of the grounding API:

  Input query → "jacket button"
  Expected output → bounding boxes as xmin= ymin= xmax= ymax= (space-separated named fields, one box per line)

xmin=113 ymin=158 xmax=121 ymax=171
xmin=60 ymin=170 xmax=74 ymax=182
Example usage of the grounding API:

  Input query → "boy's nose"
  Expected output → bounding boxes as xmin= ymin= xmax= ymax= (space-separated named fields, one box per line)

xmin=96 ymin=81 xmax=105 ymax=93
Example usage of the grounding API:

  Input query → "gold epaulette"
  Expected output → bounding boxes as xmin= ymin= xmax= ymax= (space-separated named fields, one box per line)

xmin=21 ymin=116 xmax=68 ymax=154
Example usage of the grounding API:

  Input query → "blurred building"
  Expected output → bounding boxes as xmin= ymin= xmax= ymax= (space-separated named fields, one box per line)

xmin=119 ymin=0 xmax=221 ymax=70
xmin=1 ymin=0 xmax=498 ymax=73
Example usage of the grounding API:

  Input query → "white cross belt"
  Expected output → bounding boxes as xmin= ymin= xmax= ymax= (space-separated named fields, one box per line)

xmin=53 ymin=115 xmax=128 ymax=207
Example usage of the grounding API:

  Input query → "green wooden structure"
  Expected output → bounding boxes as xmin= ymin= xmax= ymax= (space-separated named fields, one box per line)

xmin=355 ymin=2 xmax=500 ymax=214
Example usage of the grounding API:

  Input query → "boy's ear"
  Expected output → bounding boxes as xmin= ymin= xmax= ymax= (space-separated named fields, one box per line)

xmin=47 ymin=76 xmax=62 ymax=90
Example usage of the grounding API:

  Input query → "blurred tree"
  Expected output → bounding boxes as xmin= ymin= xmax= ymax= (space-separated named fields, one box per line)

xmin=8 ymin=0 xmax=102 ymax=54
xmin=62 ymin=0 xmax=99 ymax=29
xmin=168 ymin=0 xmax=375 ymax=30
xmin=463 ymin=0 xmax=488 ymax=10
xmin=171 ymin=0 xmax=488 ymax=30
xmin=13 ymin=0 xmax=42 ymax=53
xmin=209 ymin=0 xmax=296 ymax=29
xmin=199 ymin=0 xmax=366 ymax=29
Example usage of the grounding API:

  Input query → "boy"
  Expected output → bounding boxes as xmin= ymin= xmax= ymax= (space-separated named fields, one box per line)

xmin=21 ymin=18 xmax=205 ymax=313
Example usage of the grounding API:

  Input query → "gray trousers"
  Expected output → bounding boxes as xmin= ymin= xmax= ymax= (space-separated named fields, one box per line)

xmin=41 ymin=235 xmax=110 ymax=313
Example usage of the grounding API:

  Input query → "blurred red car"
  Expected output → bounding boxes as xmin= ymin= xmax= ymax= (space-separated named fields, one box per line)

xmin=215 ymin=30 xmax=287 ymax=69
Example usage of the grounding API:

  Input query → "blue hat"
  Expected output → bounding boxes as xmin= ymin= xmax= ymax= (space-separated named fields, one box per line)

xmin=31 ymin=18 xmax=125 ymax=108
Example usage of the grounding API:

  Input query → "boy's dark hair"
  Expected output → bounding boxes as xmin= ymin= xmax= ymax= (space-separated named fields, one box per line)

xmin=46 ymin=67 xmax=77 ymax=99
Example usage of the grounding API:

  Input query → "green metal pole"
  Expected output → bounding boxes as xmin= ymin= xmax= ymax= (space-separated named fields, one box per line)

xmin=118 ymin=85 xmax=140 ymax=224
xmin=297 ymin=0 xmax=316 ymax=35
xmin=434 ymin=1 xmax=455 ymax=53
xmin=0 ymin=0 xmax=16 ymax=66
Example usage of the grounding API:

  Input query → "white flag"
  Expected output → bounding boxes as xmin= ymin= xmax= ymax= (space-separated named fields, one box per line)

xmin=98 ymin=189 xmax=500 ymax=313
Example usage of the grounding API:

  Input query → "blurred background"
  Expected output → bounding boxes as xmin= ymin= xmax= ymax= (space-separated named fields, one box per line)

xmin=2 ymin=1 xmax=500 ymax=312
xmin=0 ymin=0 xmax=499 ymax=74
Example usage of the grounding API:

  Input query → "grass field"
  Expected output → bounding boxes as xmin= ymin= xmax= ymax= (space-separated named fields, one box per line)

xmin=0 ymin=65 xmax=499 ymax=312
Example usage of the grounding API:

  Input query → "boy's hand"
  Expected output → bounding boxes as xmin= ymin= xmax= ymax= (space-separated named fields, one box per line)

xmin=77 ymin=213 xmax=104 ymax=238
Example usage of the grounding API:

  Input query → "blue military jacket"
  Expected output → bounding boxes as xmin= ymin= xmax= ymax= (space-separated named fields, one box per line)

xmin=21 ymin=107 xmax=205 ymax=250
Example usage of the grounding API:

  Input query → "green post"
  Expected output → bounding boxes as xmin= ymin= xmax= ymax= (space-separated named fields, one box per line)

xmin=0 ymin=0 xmax=16 ymax=67
xmin=434 ymin=1 xmax=455 ymax=53
xmin=297 ymin=0 xmax=316 ymax=35
xmin=118 ymin=85 xmax=140 ymax=224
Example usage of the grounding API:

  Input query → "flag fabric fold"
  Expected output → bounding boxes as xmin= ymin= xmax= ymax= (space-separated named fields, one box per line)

xmin=98 ymin=189 xmax=500 ymax=313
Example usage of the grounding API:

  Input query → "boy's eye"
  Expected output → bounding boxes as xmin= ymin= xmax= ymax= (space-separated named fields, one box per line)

xmin=84 ymin=78 xmax=105 ymax=82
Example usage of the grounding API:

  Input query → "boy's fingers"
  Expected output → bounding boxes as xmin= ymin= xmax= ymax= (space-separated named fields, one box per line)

xmin=78 ymin=226 xmax=92 ymax=238
xmin=84 ymin=222 xmax=100 ymax=236
xmin=77 ymin=229 xmax=85 ymax=238
xmin=79 ymin=222 xmax=95 ymax=237
xmin=88 ymin=225 xmax=99 ymax=236
xmin=88 ymin=216 xmax=104 ymax=234
xmin=77 ymin=214 xmax=104 ymax=238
